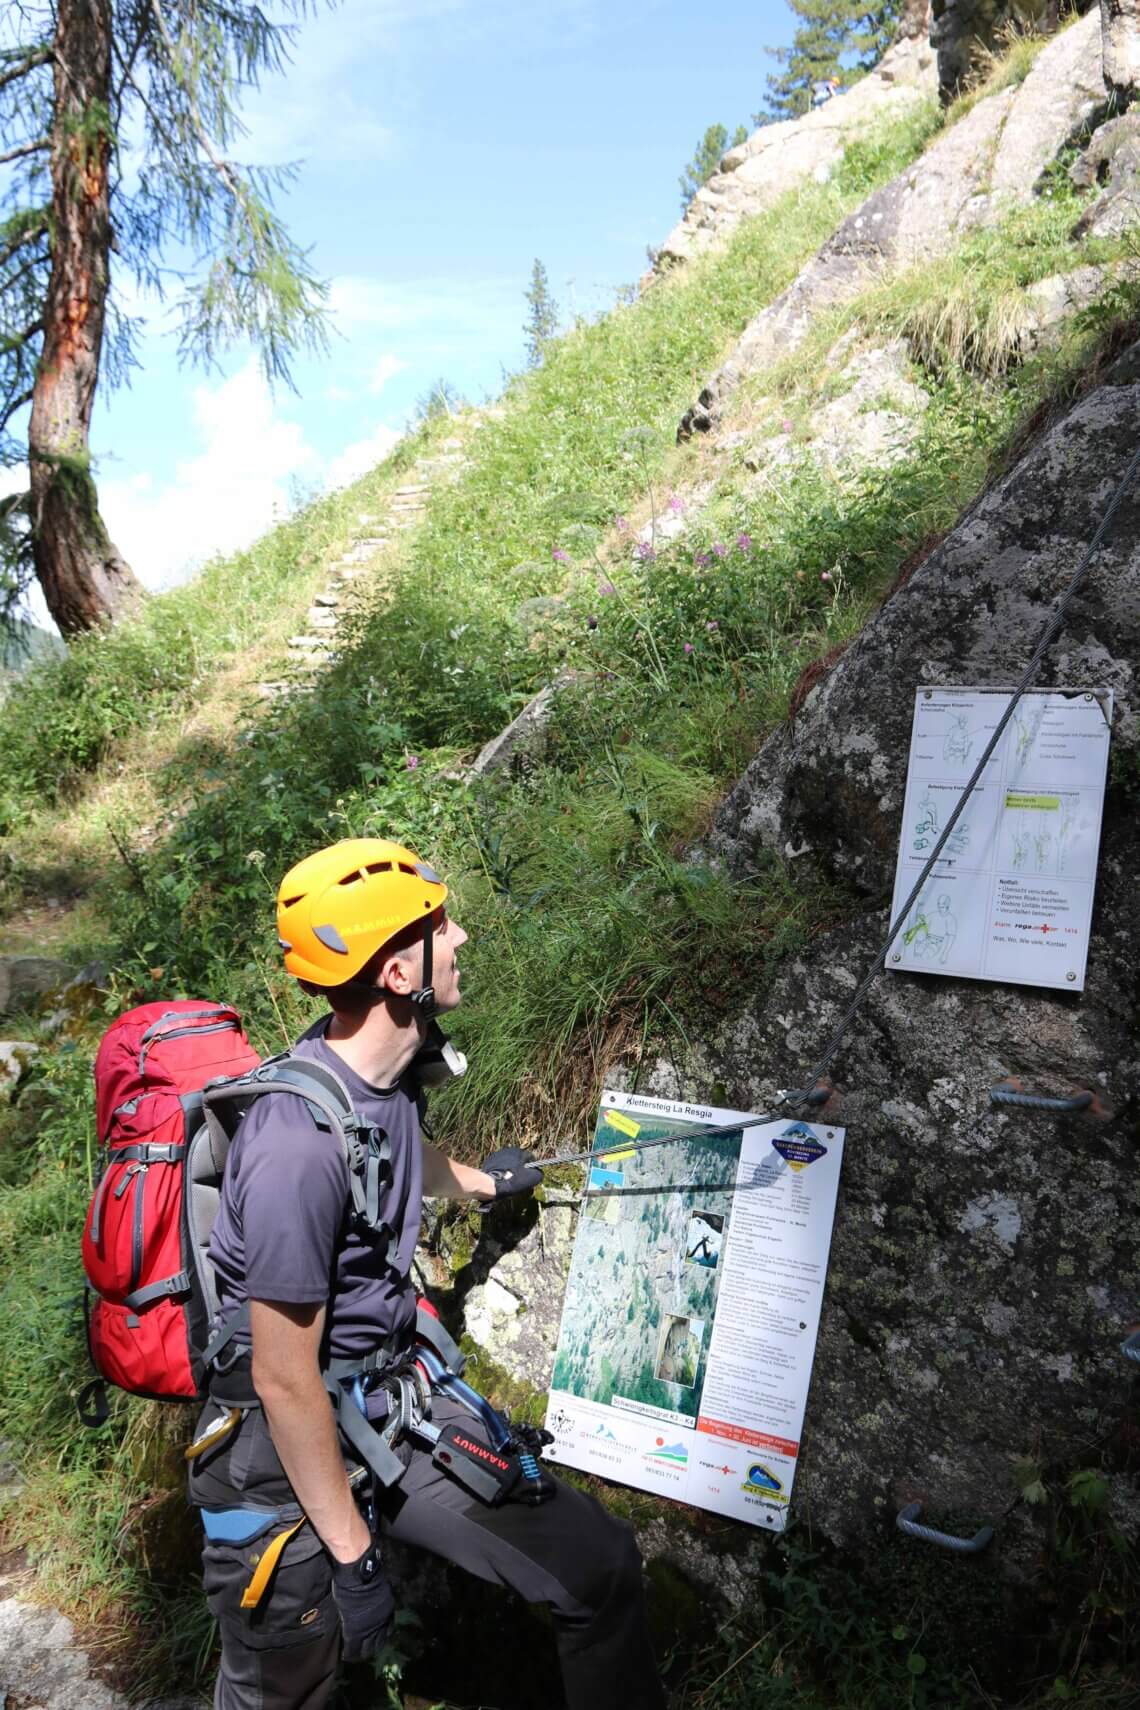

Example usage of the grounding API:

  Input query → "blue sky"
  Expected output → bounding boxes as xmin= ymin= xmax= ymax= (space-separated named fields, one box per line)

xmin=40 ymin=0 xmax=798 ymax=604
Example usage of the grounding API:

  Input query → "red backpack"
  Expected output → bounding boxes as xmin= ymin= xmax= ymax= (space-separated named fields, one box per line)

xmin=80 ymin=1001 xmax=260 ymax=1416
xmin=79 ymin=999 xmax=465 ymax=1424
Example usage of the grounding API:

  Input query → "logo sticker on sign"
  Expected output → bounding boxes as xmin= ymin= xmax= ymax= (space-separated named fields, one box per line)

xmin=772 ymin=1123 xmax=828 ymax=1170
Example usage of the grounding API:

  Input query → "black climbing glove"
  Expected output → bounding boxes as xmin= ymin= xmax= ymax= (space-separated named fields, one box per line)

xmin=480 ymin=1145 xmax=543 ymax=1201
xmin=330 ymin=1541 xmax=395 ymax=1662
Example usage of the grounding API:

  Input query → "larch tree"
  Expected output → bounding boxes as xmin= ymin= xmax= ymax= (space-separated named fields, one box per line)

xmin=0 ymin=0 xmax=329 ymax=636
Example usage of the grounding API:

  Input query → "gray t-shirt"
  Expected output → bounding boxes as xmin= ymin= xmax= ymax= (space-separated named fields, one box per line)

xmin=208 ymin=1020 xmax=424 ymax=1361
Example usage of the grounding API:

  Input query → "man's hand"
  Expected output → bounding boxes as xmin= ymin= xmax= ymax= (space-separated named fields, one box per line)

xmin=330 ymin=1541 xmax=396 ymax=1661
xmin=479 ymin=1145 xmax=543 ymax=1200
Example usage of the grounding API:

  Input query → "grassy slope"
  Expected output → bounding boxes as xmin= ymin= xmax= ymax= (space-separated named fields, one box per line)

xmin=1 ymin=44 xmax=1137 ymax=1705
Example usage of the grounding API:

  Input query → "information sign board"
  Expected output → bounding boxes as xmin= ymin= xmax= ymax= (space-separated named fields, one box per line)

xmin=544 ymin=1090 xmax=844 ymax=1530
xmin=887 ymin=687 xmax=1112 ymax=992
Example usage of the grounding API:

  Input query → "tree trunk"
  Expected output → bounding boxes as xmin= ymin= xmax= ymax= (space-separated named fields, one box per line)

xmin=1101 ymin=0 xmax=1140 ymax=97
xmin=28 ymin=0 xmax=142 ymax=636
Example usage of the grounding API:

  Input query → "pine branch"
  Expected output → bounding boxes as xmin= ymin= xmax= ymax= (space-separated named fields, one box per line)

xmin=0 ymin=46 xmax=52 ymax=98
xmin=0 ymin=386 xmax=33 ymax=433
xmin=148 ymin=0 xmax=244 ymax=202
xmin=2 ymin=315 xmax=43 ymax=353
xmin=0 ymin=222 xmax=48 ymax=274
xmin=0 ymin=247 xmax=50 ymax=303
xmin=0 ymin=138 xmax=50 ymax=168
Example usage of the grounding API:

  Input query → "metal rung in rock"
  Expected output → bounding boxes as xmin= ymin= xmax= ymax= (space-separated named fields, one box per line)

xmin=896 ymin=1502 xmax=993 ymax=1554
xmin=990 ymin=1083 xmax=1094 ymax=1113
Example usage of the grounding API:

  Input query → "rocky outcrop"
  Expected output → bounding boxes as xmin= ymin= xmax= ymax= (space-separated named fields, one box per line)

xmin=458 ymin=360 xmax=1140 ymax=1581
xmin=679 ymin=13 xmax=1105 ymax=438
xmin=653 ymin=32 xmax=937 ymax=273
xmin=1100 ymin=0 xmax=1140 ymax=94
xmin=0 ymin=1560 xmax=194 ymax=1710
xmin=694 ymin=361 xmax=1140 ymax=1550
xmin=1071 ymin=110 xmax=1140 ymax=237
xmin=0 ymin=955 xmax=73 ymax=1016
xmin=0 ymin=1038 xmax=39 ymax=1098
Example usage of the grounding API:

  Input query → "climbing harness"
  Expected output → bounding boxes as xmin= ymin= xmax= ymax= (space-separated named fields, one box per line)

xmin=777 ymin=437 xmax=1140 ymax=1108
xmin=896 ymin=1502 xmax=994 ymax=1554
xmin=194 ymin=1303 xmax=554 ymax=1609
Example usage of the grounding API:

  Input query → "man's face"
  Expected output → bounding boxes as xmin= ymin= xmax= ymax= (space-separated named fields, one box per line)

xmin=430 ymin=907 xmax=468 ymax=1012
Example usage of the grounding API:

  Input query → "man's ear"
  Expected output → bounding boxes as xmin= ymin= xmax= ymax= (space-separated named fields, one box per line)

xmin=376 ymin=949 xmax=413 ymax=997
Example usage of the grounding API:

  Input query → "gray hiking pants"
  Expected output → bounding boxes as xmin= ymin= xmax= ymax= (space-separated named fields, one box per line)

xmin=190 ymin=1393 xmax=666 ymax=1710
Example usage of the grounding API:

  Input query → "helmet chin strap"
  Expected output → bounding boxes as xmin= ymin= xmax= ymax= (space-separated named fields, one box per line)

xmin=408 ymin=915 xmax=437 ymax=1018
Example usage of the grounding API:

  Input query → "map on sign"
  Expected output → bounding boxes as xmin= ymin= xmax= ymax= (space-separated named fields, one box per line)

xmin=544 ymin=1090 xmax=844 ymax=1530
xmin=888 ymin=687 xmax=1112 ymax=992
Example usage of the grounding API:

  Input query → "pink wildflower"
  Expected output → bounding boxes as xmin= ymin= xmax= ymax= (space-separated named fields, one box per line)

xmin=552 ymin=548 xmax=569 ymax=562
xmin=820 ymin=571 xmax=832 ymax=582
xmin=695 ymin=552 xmax=711 ymax=568
xmin=706 ymin=620 xmax=719 ymax=632
xmin=598 ymin=580 xmax=616 ymax=596
xmin=782 ymin=418 xmax=794 ymax=433
xmin=668 ymin=494 xmax=685 ymax=513
xmin=736 ymin=533 xmax=752 ymax=551
xmin=683 ymin=642 xmax=694 ymax=655
xmin=712 ymin=542 xmax=728 ymax=558
xmin=614 ymin=515 xmax=629 ymax=531
xmin=406 ymin=754 xmax=420 ymax=770
xmin=634 ymin=541 xmax=656 ymax=561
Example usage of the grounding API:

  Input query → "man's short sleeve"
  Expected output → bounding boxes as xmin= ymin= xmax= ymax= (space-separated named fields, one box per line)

xmin=232 ymin=1095 xmax=348 ymax=1304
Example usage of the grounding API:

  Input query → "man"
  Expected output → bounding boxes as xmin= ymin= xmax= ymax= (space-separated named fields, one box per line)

xmin=189 ymin=837 xmax=664 ymax=1710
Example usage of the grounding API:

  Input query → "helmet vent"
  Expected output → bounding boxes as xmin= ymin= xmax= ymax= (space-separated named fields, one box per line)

xmin=364 ymin=861 xmax=393 ymax=876
xmin=282 ymin=895 xmax=303 ymax=909
xmin=398 ymin=862 xmax=415 ymax=874
xmin=313 ymin=923 xmax=350 ymax=955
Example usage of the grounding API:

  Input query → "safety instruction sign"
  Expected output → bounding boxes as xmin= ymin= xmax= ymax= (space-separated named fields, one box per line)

xmin=544 ymin=1090 xmax=845 ymax=1530
xmin=888 ymin=687 xmax=1112 ymax=992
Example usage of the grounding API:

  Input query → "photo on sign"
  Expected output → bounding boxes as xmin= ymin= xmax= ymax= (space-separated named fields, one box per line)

xmin=655 ymin=1314 xmax=705 ymax=1389
xmin=583 ymin=1165 xmax=623 ymax=1224
xmin=685 ymin=1211 xmax=724 ymax=1269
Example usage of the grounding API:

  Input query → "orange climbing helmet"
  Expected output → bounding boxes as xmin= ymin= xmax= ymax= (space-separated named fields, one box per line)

xmin=277 ymin=838 xmax=448 ymax=1005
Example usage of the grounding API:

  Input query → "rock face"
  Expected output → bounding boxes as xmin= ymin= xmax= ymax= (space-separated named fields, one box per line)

xmin=1072 ymin=110 xmax=1140 ymax=237
xmin=0 ymin=1038 xmax=39 ymax=1098
xmin=653 ymin=32 xmax=938 ymax=273
xmin=0 ymin=1562 xmax=195 ymax=1710
xmin=1100 ymin=0 xmax=1140 ymax=93
xmin=0 ymin=955 xmax=72 ymax=1016
xmin=679 ymin=12 xmax=1105 ymax=438
xmin=469 ymin=671 xmax=575 ymax=779
xmin=692 ymin=362 xmax=1140 ymax=1550
xmin=459 ymin=363 xmax=1140 ymax=1585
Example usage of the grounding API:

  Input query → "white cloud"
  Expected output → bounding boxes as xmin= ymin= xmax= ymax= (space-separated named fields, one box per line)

xmin=370 ymin=353 xmax=410 ymax=394
xmin=326 ymin=423 xmax=402 ymax=491
xmin=98 ymin=362 xmax=320 ymax=590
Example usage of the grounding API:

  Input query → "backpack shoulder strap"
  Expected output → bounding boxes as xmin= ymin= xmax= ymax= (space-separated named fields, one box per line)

xmin=201 ymin=1054 xmax=391 ymax=1238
